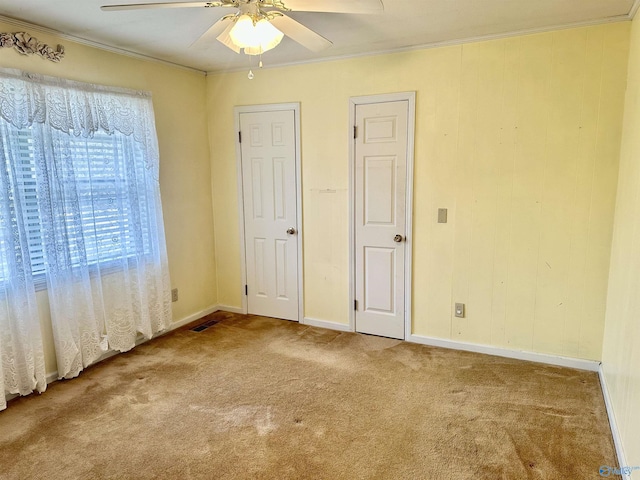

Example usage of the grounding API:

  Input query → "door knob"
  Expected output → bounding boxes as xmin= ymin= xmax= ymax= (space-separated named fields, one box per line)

xmin=393 ymin=234 xmax=404 ymax=243
xmin=286 ymin=227 xmax=297 ymax=235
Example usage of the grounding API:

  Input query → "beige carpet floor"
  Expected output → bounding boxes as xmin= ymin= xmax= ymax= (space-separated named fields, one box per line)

xmin=0 ymin=311 xmax=616 ymax=479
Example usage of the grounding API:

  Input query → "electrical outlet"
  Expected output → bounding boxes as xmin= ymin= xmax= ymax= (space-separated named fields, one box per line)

xmin=455 ymin=303 xmax=465 ymax=318
xmin=171 ymin=288 xmax=178 ymax=302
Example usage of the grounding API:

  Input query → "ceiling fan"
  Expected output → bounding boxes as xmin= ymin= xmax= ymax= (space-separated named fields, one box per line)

xmin=101 ymin=0 xmax=384 ymax=60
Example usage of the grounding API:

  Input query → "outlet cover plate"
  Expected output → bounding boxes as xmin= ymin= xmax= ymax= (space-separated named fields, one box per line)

xmin=455 ymin=303 xmax=465 ymax=318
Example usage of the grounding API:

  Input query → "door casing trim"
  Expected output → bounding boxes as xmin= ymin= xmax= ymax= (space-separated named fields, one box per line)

xmin=348 ymin=92 xmax=416 ymax=339
xmin=234 ymin=103 xmax=304 ymax=322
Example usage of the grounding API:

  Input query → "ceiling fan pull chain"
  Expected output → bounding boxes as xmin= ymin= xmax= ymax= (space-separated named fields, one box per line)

xmin=248 ymin=52 xmax=254 ymax=80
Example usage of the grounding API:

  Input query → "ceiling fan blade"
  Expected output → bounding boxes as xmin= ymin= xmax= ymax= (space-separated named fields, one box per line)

xmin=101 ymin=2 xmax=217 ymax=11
xmin=269 ymin=14 xmax=332 ymax=52
xmin=216 ymin=22 xmax=241 ymax=53
xmin=276 ymin=0 xmax=383 ymax=14
xmin=190 ymin=16 xmax=234 ymax=47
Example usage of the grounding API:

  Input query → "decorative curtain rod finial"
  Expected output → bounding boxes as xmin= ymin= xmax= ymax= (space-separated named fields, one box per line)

xmin=0 ymin=32 xmax=65 ymax=63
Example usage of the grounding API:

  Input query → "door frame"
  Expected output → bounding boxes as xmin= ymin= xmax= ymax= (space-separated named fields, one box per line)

xmin=348 ymin=92 xmax=416 ymax=339
xmin=234 ymin=103 xmax=304 ymax=322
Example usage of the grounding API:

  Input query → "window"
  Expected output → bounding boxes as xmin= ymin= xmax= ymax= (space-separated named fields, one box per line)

xmin=0 ymin=68 xmax=172 ymax=383
xmin=2 ymin=125 xmax=152 ymax=286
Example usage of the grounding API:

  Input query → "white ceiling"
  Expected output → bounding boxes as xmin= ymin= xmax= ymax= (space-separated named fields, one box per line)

xmin=0 ymin=0 xmax=637 ymax=73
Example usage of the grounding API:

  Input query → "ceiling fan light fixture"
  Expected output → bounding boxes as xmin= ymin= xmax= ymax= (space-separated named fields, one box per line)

xmin=229 ymin=14 xmax=284 ymax=55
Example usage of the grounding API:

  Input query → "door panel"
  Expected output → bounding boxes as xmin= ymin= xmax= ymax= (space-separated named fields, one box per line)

xmin=251 ymin=159 xmax=265 ymax=218
xmin=241 ymin=109 xmax=298 ymax=321
xmin=355 ymin=100 xmax=409 ymax=339
xmin=274 ymin=158 xmax=287 ymax=220
xmin=275 ymin=239 xmax=289 ymax=299
xmin=364 ymin=246 xmax=396 ymax=313
xmin=365 ymin=156 xmax=396 ymax=225
xmin=254 ymin=238 xmax=267 ymax=296
xmin=364 ymin=116 xmax=398 ymax=143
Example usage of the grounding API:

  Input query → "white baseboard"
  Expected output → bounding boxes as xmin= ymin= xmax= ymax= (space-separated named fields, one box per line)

xmin=216 ymin=304 xmax=245 ymax=314
xmin=302 ymin=317 xmax=352 ymax=332
xmin=408 ymin=334 xmax=601 ymax=371
xmin=170 ymin=304 xmax=220 ymax=329
xmin=599 ymin=365 xmax=630 ymax=480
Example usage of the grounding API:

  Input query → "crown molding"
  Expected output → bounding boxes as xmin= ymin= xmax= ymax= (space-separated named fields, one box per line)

xmin=0 ymin=14 xmax=206 ymax=75
xmin=207 ymin=15 xmax=630 ymax=75
xmin=0 ymin=10 xmax=632 ymax=76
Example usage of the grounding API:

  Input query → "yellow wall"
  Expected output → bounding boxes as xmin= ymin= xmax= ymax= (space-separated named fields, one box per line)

xmin=1 ymin=14 xmax=636 ymax=460
xmin=602 ymin=15 xmax=640 ymax=468
xmin=208 ymin=22 xmax=629 ymax=360
xmin=0 ymin=20 xmax=218 ymax=374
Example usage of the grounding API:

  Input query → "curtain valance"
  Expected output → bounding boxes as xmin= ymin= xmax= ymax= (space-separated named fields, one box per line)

xmin=0 ymin=68 xmax=159 ymax=175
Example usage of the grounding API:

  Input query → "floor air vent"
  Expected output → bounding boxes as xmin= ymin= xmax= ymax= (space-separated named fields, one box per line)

xmin=190 ymin=319 xmax=219 ymax=332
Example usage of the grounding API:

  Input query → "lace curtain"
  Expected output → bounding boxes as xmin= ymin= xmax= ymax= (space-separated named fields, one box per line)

xmin=0 ymin=68 xmax=172 ymax=393
xmin=0 ymin=120 xmax=47 ymax=411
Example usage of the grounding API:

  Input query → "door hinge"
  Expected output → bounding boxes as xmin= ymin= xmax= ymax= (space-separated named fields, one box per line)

xmin=353 ymin=125 xmax=357 ymax=139
xmin=245 ymin=284 xmax=248 ymax=296
xmin=238 ymin=131 xmax=242 ymax=143
xmin=354 ymin=299 xmax=358 ymax=311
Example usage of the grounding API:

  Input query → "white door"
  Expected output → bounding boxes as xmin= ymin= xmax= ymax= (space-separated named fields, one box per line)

xmin=354 ymin=100 xmax=409 ymax=339
xmin=240 ymin=109 xmax=299 ymax=321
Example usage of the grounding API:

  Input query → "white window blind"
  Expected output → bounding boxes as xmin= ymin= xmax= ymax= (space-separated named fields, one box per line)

xmin=5 ymin=127 xmax=152 ymax=284
xmin=14 ymin=127 xmax=45 ymax=276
